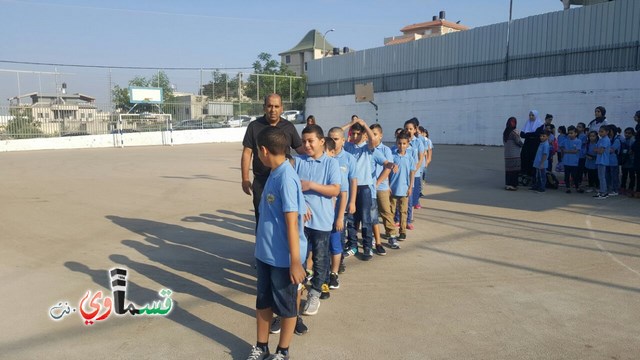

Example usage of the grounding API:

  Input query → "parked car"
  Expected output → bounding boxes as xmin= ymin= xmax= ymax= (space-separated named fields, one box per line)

xmin=226 ymin=115 xmax=256 ymax=127
xmin=281 ymin=110 xmax=302 ymax=123
xmin=173 ymin=119 xmax=225 ymax=130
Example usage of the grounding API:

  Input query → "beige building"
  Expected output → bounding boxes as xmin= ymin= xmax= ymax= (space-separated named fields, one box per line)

xmin=172 ymin=92 xmax=208 ymax=120
xmin=385 ymin=15 xmax=470 ymax=46
xmin=9 ymin=92 xmax=97 ymax=122
xmin=279 ymin=29 xmax=338 ymax=75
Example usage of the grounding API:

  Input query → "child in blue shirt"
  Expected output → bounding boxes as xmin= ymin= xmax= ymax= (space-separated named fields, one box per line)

xmin=584 ymin=131 xmax=600 ymax=193
xmin=369 ymin=123 xmax=393 ymax=255
xmin=326 ymin=127 xmax=358 ymax=286
xmin=561 ymin=126 xmax=583 ymax=193
xmin=294 ymin=125 xmax=341 ymax=315
xmin=249 ymin=126 xmax=307 ymax=360
xmin=594 ymin=125 xmax=611 ymax=199
xmin=388 ymin=130 xmax=416 ymax=246
xmin=404 ymin=119 xmax=424 ymax=228
xmin=620 ymin=127 xmax=636 ymax=194
xmin=606 ymin=125 xmax=621 ymax=196
xmin=530 ymin=131 xmax=550 ymax=192
xmin=341 ymin=116 xmax=379 ymax=261
xmin=576 ymin=122 xmax=588 ymax=184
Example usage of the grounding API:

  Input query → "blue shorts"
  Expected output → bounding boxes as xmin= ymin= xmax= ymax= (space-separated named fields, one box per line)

xmin=370 ymin=198 xmax=379 ymax=225
xmin=255 ymin=259 xmax=298 ymax=318
xmin=329 ymin=230 xmax=343 ymax=255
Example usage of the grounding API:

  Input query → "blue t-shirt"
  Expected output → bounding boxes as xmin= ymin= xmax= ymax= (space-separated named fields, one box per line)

xmin=410 ymin=137 xmax=425 ymax=177
xmin=256 ymin=161 xmax=308 ymax=268
xmin=534 ymin=141 xmax=550 ymax=169
xmin=344 ymin=141 xmax=375 ymax=186
xmin=585 ymin=142 xmax=597 ymax=170
xmin=373 ymin=143 xmax=393 ymax=192
xmin=578 ymin=133 xmax=588 ymax=158
xmin=333 ymin=149 xmax=357 ymax=213
xmin=562 ymin=138 xmax=581 ymax=167
xmin=294 ymin=153 xmax=341 ymax=232
xmin=557 ymin=134 xmax=567 ymax=153
xmin=596 ymin=136 xmax=611 ymax=166
xmin=608 ymin=136 xmax=621 ymax=166
xmin=389 ymin=148 xmax=417 ymax=197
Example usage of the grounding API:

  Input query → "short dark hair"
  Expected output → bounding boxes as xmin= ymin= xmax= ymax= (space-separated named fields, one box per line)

xmin=577 ymin=122 xmax=586 ymax=128
xmin=545 ymin=113 xmax=553 ymax=120
xmin=369 ymin=123 xmax=383 ymax=132
xmin=351 ymin=114 xmax=358 ymax=120
xmin=567 ymin=125 xmax=576 ymax=133
xmin=396 ymin=130 xmax=411 ymax=141
xmin=328 ymin=127 xmax=344 ymax=137
xmin=624 ymin=127 xmax=635 ymax=135
xmin=324 ymin=137 xmax=336 ymax=152
xmin=350 ymin=122 xmax=365 ymax=133
xmin=543 ymin=130 xmax=551 ymax=136
xmin=558 ymin=125 xmax=567 ymax=134
xmin=257 ymin=126 xmax=288 ymax=155
xmin=302 ymin=124 xmax=324 ymax=139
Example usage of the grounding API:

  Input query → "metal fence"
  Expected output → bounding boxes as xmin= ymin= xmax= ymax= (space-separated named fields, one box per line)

xmin=307 ymin=0 xmax=640 ymax=98
xmin=0 ymin=100 xmax=300 ymax=139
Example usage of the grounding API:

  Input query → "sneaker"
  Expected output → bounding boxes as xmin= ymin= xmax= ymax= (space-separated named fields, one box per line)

xmin=246 ymin=346 xmax=269 ymax=360
xmin=269 ymin=316 xmax=281 ymax=334
xmin=398 ymin=233 xmax=407 ymax=241
xmin=609 ymin=191 xmax=618 ymax=196
xmin=343 ymin=247 xmax=357 ymax=258
xmin=362 ymin=248 xmax=373 ymax=261
xmin=305 ymin=269 xmax=314 ymax=283
xmin=577 ymin=188 xmax=585 ymax=193
xmin=388 ymin=237 xmax=400 ymax=249
xmin=270 ymin=353 xmax=289 ymax=360
xmin=294 ymin=316 xmax=308 ymax=335
xmin=320 ymin=283 xmax=330 ymax=299
xmin=338 ymin=261 xmax=346 ymax=274
xmin=407 ymin=223 xmax=415 ymax=230
xmin=302 ymin=294 xmax=320 ymax=316
xmin=414 ymin=204 xmax=422 ymax=209
xmin=585 ymin=188 xmax=594 ymax=193
xmin=596 ymin=193 xmax=609 ymax=199
xmin=375 ymin=244 xmax=387 ymax=256
xmin=592 ymin=193 xmax=601 ymax=198
xmin=329 ymin=272 xmax=340 ymax=289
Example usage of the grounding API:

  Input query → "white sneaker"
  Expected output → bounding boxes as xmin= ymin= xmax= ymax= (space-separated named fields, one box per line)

xmin=302 ymin=294 xmax=320 ymax=316
xmin=609 ymin=191 xmax=618 ymax=196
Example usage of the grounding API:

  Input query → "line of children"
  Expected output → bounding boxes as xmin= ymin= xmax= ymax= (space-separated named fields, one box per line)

xmin=248 ymin=117 xmax=430 ymax=359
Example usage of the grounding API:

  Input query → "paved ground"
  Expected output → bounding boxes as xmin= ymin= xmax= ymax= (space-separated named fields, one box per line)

xmin=1 ymin=143 xmax=639 ymax=360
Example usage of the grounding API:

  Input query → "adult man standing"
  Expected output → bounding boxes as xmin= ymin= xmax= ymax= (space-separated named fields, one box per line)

xmin=241 ymin=93 xmax=304 ymax=225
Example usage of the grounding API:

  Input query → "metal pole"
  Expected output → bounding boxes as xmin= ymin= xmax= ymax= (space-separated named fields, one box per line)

xmin=257 ymin=74 xmax=260 ymax=102
xmin=505 ymin=0 xmax=513 ymax=80
xmin=273 ymin=73 xmax=276 ymax=95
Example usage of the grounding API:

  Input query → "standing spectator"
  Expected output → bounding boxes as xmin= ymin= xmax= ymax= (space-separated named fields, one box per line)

xmin=241 ymin=94 xmax=303 ymax=227
xmin=561 ymin=126 xmax=583 ymax=193
xmin=520 ymin=110 xmax=545 ymax=178
xmin=594 ymin=125 xmax=611 ymax=199
xmin=503 ymin=117 xmax=523 ymax=190
xmin=530 ymin=131 xmax=550 ymax=193
xmin=306 ymin=115 xmax=316 ymax=126
xmin=588 ymin=106 xmax=609 ymax=133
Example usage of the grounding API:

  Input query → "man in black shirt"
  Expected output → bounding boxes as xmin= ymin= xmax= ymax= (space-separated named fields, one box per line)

xmin=241 ymin=93 xmax=304 ymax=226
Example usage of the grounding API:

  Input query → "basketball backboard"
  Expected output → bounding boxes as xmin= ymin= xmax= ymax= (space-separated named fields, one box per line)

xmin=129 ymin=87 xmax=163 ymax=104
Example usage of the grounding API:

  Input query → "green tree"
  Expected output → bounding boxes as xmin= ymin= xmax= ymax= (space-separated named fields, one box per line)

xmin=5 ymin=108 xmax=43 ymax=139
xmin=202 ymin=70 xmax=238 ymax=100
xmin=244 ymin=52 xmax=306 ymax=110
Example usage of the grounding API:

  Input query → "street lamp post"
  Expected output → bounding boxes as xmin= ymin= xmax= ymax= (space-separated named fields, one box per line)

xmin=323 ymin=29 xmax=335 ymax=58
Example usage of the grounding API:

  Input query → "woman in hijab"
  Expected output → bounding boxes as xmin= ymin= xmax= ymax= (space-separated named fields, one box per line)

xmin=503 ymin=117 xmax=523 ymax=190
xmin=520 ymin=110 xmax=545 ymax=177
xmin=588 ymin=106 xmax=608 ymax=133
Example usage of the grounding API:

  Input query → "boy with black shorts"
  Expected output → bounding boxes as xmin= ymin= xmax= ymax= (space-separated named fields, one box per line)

xmin=247 ymin=126 xmax=307 ymax=360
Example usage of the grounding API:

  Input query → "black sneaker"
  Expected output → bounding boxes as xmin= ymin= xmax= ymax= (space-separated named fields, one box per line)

xmin=362 ymin=248 xmax=373 ymax=261
xmin=398 ymin=233 xmax=407 ymax=241
xmin=246 ymin=346 xmax=270 ymax=360
xmin=269 ymin=316 xmax=281 ymax=334
xmin=375 ymin=244 xmax=387 ymax=256
xmin=329 ymin=272 xmax=340 ymax=289
xmin=320 ymin=283 xmax=331 ymax=299
xmin=294 ymin=316 xmax=308 ymax=335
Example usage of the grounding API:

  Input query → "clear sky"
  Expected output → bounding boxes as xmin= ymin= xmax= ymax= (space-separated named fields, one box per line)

xmin=1 ymin=0 xmax=565 ymax=105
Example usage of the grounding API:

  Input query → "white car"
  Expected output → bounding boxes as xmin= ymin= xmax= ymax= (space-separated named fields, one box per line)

xmin=281 ymin=110 xmax=302 ymax=122
xmin=226 ymin=115 xmax=256 ymax=127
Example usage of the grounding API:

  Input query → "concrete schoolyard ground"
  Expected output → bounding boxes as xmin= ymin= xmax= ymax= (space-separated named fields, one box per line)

xmin=1 ymin=143 xmax=639 ymax=360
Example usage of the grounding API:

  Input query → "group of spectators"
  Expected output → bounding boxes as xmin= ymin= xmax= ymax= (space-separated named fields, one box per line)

xmin=241 ymin=94 xmax=433 ymax=360
xmin=503 ymin=107 xmax=640 ymax=198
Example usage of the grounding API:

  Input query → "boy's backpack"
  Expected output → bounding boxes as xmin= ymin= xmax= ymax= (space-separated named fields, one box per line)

xmin=546 ymin=172 xmax=559 ymax=189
